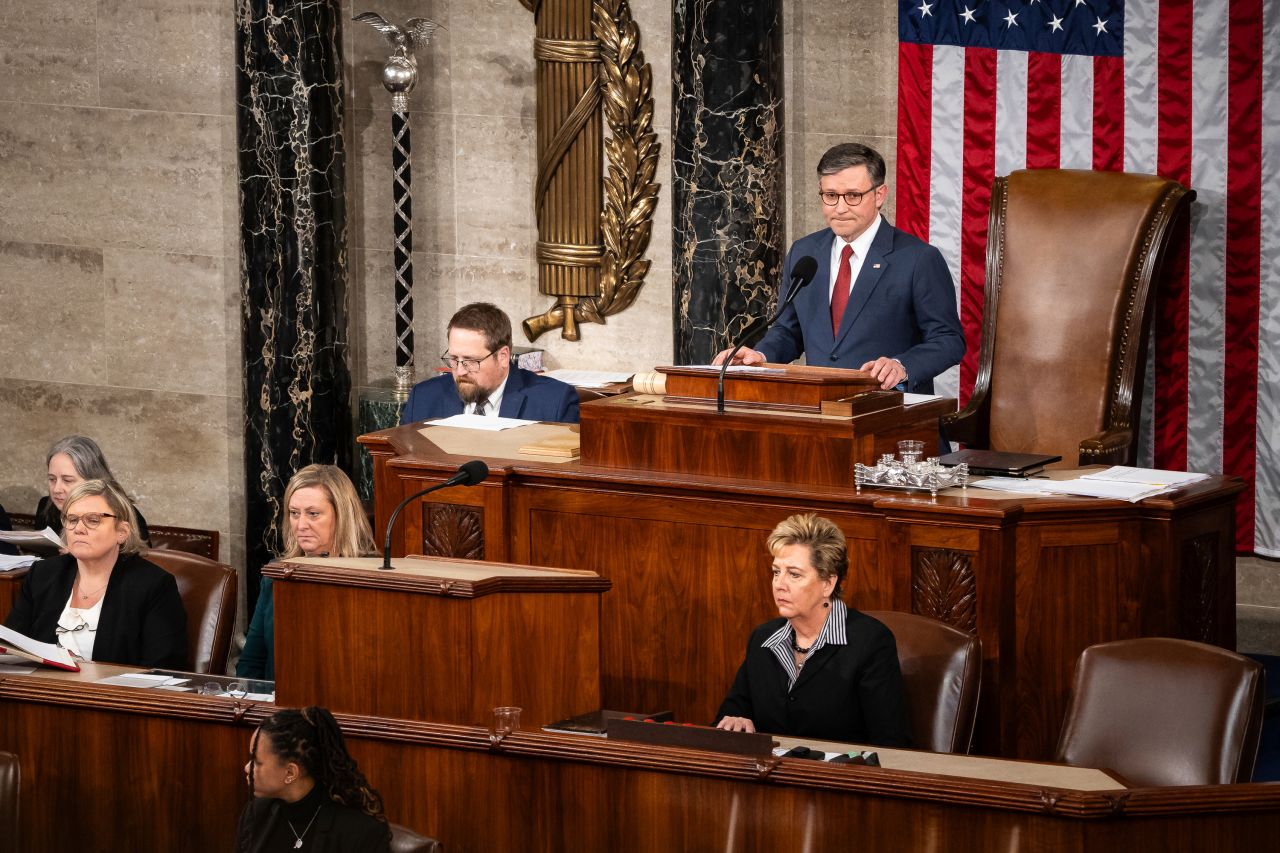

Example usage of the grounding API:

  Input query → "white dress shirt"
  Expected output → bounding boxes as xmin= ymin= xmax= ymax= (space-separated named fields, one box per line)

xmin=828 ymin=214 xmax=884 ymax=303
xmin=464 ymin=373 xmax=506 ymax=417
xmin=56 ymin=594 xmax=104 ymax=661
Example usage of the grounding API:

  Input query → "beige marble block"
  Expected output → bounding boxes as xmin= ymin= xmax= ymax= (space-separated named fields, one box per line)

xmin=103 ymin=248 xmax=236 ymax=397
xmin=0 ymin=103 xmax=232 ymax=257
xmin=98 ymin=0 xmax=236 ymax=116
xmin=0 ymin=0 xmax=98 ymax=107
xmin=449 ymin=0 xmax=536 ymax=121
xmin=454 ymin=113 xmax=538 ymax=260
xmin=0 ymin=241 xmax=106 ymax=386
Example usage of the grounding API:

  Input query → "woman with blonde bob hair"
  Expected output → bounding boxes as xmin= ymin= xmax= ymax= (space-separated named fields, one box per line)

xmin=4 ymin=479 xmax=186 ymax=668
xmin=715 ymin=513 xmax=911 ymax=746
xmin=238 ymin=465 xmax=375 ymax=680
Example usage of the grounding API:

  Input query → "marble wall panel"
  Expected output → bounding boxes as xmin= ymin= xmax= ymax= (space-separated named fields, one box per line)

xmin=344 ymin=0 xmax=452 ymax=115
xmin=0 ymin=379 xmax=237 ymax=537
xmin=0 ymin=241 xmax=106 ymax=385
xmin=0 ymin=103 xmax=231 ymax=256
xmin=103 ymin=248 xmax=234 ymax=397
xmin=348 ymin=108 xmax=457 ymax=256
xmin=783 ymin=0 xmax=898 ymax=139
xmin=453 ymin=113 xmax=538 ymax=261
xmin=98 ymin=0 xmax=236 ymax=116
xmin=448 ymin=0 xmax=537 ymax=121
xmin=0 ymin=0 xmax=98 ymax=107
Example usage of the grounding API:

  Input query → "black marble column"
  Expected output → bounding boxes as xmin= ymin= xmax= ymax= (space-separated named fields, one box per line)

xmin=672 ymin=0 xmax=785 ymax=364
xmin=236 ymin=1 xmax=351 ymax=605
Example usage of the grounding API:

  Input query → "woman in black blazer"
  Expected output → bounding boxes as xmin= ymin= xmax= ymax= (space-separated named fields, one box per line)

xmin=3 ymin=479 xmax=185 ymax=670
xmin=236 ymin=706 xmax=391 ymax=853
xmin=716 ymin=513 xmax=912 ymax=747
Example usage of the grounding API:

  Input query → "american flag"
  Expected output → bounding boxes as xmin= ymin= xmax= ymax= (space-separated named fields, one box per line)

xmin=896 ymin=0 xmax=1278 ymax=554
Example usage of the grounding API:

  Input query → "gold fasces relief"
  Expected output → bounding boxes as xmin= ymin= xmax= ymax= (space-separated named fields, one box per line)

xmin=522 ymin=0 xmax=660 ymax=342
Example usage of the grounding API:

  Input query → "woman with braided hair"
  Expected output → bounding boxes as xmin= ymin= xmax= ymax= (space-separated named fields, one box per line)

xmin=236 ymin=706 xmax=391 ymax=852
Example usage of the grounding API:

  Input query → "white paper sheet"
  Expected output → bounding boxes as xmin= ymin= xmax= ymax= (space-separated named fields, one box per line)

xmin=0 ymin=527 xmax=63 ymax=548
xmin=425 ymin=414 xmax=538 ymax=431
xmin=1080 ymin=466 xmax=1210 ymax=487
xmin=0 ymin=663 xmax=37 ymax=675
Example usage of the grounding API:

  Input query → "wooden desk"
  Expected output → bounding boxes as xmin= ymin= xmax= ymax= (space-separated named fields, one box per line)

xmin=265 ymin=555 xmax=610 ymax=727
xmin=361 ymin=414 xmax=1242 ymax=759
xmin=3 ymin=668 xmax=1279 ymax=853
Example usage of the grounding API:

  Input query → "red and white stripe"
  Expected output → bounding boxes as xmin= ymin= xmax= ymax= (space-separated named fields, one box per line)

xmin=896 ymin=0 xmax=1276 ymax=553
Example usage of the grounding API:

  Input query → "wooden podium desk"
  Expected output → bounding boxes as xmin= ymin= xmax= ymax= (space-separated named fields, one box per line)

xmin=264 ymin=555 xmax=610 ymax=728
xmin=3 ymin=667 xmax=1279 ymax=853
xmin=361 ymin=409 xmax=1242 ymax=761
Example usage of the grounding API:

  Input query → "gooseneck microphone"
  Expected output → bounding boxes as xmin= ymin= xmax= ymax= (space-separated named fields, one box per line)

xmin=716 ymin=255 xmax=819 ymax=413
xmin=380 ymin=459 xmax=490 ymax=569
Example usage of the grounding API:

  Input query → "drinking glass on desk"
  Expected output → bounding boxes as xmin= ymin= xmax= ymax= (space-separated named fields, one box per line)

xmin=897 ymin=440 xmax=925 ymax=464
xmin=491 ymin=706 xmax=522 ymax=743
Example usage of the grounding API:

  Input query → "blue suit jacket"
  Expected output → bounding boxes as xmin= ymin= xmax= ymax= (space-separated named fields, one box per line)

xmin=399 ymin=365 xmax=580 ymax=425
xmin=754 ymin=222 xmax=964 ymax=393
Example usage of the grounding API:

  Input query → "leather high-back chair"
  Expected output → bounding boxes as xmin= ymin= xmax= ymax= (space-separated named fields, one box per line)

xmin=944 ymin=169 xmax=1195 ymax=466
xmin=390 ymin=822 xmax=443 ymax=853
xmin=865 ymin=610 xmax=982 ymax=753
xmin=142 ymin=548 xmax=237 ymax=675
xmin=1056 ymin=638 xmax=1265 ymax=786
xmin=0 ymin=751 xmax=18 ymax=843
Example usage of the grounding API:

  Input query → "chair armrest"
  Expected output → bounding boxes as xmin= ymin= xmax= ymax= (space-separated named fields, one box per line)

xmin=942 ymin=397 xmax=986 ymax=446
xmin=1077 ymin=428 xmax=1133 ymax=466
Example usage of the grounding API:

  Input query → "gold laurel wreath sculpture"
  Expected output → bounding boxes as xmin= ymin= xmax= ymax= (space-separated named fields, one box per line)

xmin=521 ymin=0 xmax=660 ymax=341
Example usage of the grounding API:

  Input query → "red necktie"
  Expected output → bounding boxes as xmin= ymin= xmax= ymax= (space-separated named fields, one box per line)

xmin=830 ymin=243 xmax=854 ymax=335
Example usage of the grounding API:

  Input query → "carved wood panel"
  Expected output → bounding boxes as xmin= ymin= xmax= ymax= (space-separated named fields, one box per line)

xmin=1180 ymin=533 xmax=1218 ymax=643
xmin=911 ymin=548 xmax=978 ymax=633
xmin=421 ymin=503 xmax=484 ymax=560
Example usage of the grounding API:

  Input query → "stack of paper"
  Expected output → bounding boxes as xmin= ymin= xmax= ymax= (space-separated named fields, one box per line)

xmin=0 ymin=554 xmax=38 ymax=572
xmin=0 ymin=527 xmax=63 ymax=552
xmin=969 ymin=466 xmax=1210 ymax=503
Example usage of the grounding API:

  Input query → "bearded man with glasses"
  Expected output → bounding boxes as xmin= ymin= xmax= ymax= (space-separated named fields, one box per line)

xmin=715 ymin=143 xmax=963 ymax=395
xmin=400 ymin=302 xmax=580 ymax=424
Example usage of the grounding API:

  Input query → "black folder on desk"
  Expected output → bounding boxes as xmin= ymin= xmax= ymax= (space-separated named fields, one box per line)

xmin=939 ymin=449 xmax=1062 ymax=478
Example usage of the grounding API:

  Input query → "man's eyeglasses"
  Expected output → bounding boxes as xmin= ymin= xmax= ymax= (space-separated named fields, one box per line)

xmin=818 ymin=185 xmax=882 ymax=207
xmin=62 ymin=512 xmax=117 ymax=530
xmin=441 ymin=351 xmax=497 ymax=373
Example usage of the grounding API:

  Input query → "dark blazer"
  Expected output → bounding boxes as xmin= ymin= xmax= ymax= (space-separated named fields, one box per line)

xmin=3 ymin=552 xmax=187 ymax=669
xmin=36 ymin=494 xmax=152 ymax=545
xmin=399 ymin=366 xmax=580 ymax=425
xmin=236 ymin=577 xmax=275 ymax=680
xmin=754 ymin=221 xmax=965 ymax=393
xmin=715 ymin=608 xmax=912 ymax=747
xmin=235 ymin=795 xmax=391 ymax=853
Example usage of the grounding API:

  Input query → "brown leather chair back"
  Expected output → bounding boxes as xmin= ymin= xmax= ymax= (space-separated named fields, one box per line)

xmin=865 ymin=610 xmax=982 ymax=753
xmin=1056 ymin=638 xmax=1265 ymax=786
xmin=147 ymin=524 xmax=221 ymax=560
xmin=142 ymin=548 xmax=237 ymax=675
xmin=390 ymin=822 xmax=443 ymax=853
xmin=945 ymin=169 xmax=1195 ymax=466
xmin=0 ymin=751 xmax=17 ymax=843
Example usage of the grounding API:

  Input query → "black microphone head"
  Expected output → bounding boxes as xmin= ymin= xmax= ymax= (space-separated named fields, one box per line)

xmin=790 ymin=255 xmax=819 ymax=288
xmin=458 ymin=459 xmax=489 ymax=486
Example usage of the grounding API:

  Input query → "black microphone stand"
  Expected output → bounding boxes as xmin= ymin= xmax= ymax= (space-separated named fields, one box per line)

xmin=716 ymin=266 xmax=816 ymax=413
xmin=380 ymin=463 xmax=487 ymax=569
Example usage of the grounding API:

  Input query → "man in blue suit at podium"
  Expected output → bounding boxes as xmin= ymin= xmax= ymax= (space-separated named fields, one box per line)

xmin=400 ymin=302 xmax=580 ymax=425
xmin=715 ymin=143 xmax=964 ymax=393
